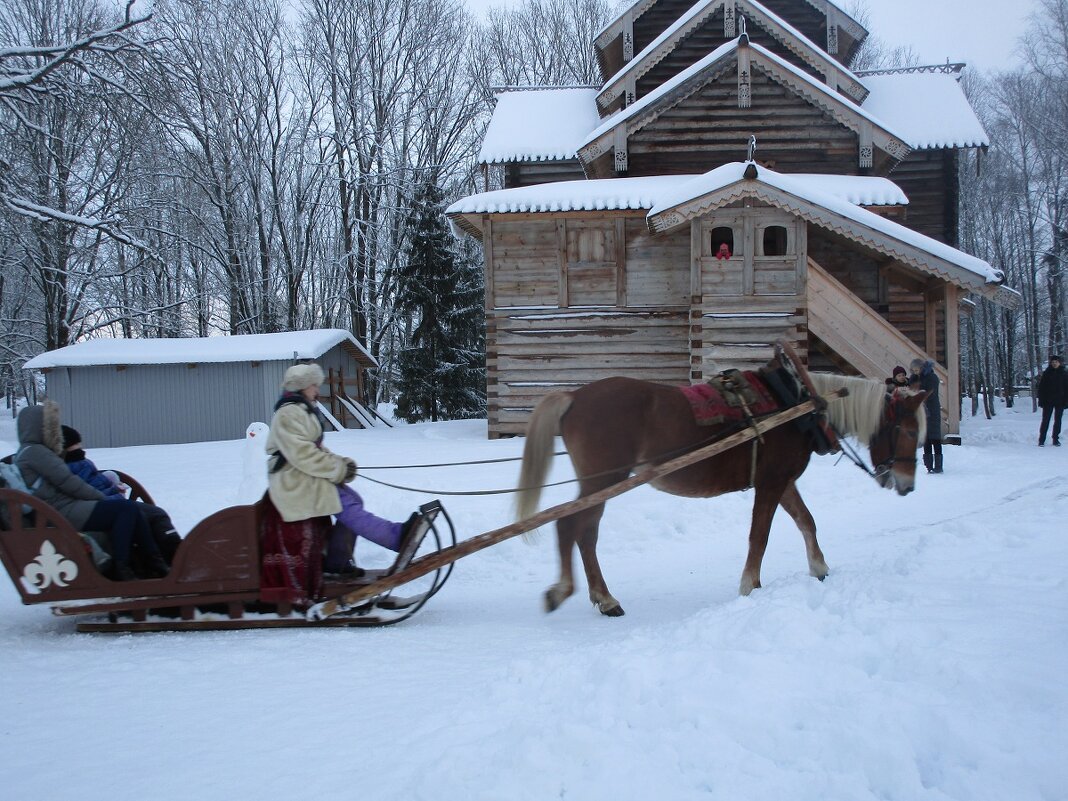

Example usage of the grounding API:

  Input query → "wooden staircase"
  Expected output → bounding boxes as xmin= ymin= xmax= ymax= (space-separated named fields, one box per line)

xmin=806 ymin=257 xmax=954 ymax=435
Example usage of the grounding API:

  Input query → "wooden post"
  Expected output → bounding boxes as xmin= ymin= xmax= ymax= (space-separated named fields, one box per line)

xmin=615 ymin=218 xmax=627 ymax=308
xmin=944 ymin=284 xmax=960 ymax=440
xmin=924 ymin=288 xmax=939 ymax=357
xmin=557 ymin=220 xmax=569 ymax=308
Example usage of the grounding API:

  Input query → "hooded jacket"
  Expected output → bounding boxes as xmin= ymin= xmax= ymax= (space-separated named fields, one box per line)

xmin=265 ymin=397 xmax=351 ymax=522
xmin=16 ymin=402 xmax=105 ymax=529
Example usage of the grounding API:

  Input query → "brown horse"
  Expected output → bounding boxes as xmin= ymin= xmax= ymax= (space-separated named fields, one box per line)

xmin=515 ymin=372 xmax=928 ymax=616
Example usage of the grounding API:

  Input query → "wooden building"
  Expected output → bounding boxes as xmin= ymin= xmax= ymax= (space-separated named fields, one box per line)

xmin=453 ymin=0 xmax=1018 ymax=439
xmin=23 ymin=330 xmax=379 ymax=447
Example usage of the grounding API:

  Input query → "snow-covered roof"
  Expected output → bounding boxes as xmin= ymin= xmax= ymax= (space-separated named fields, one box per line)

xmin=23 ymin=329 xmax=377 ymax=369
xmin=600 ymin=0 xmax=867 ymax=109
xmin=647 ymin=162 xmax=1003 ymax=285
xmin=446 ymin=172 xmax=906 ymax=217
xmin=479 ymin=88 xmax=602 ymax=164
xmin=861 ymin=72 xmax=989 ymax=150
xmin=581 ymin=38 xmax=909 ymax=153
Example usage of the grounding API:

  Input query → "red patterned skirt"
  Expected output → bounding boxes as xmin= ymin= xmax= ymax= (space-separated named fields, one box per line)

xmin=259 ymin=495 xmax=329 ymax=607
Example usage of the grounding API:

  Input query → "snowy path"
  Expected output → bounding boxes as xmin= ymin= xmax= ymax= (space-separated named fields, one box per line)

xmin=0 ymin=402 xmax=1064 ymax=800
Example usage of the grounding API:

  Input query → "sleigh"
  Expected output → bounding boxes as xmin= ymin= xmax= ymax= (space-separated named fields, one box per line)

xmin=0 ymin=475 xmax=453 ymax=633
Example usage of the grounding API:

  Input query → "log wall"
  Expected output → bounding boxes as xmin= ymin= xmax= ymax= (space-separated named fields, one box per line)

xmin=627 ymin=67 xmax=862 ymax=176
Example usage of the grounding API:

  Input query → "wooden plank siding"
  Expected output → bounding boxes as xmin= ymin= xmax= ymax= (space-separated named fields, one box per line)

xmin=632 ymin=8 xmax=826 ymax=109
xmin=487 ymin=309 xmax=691 ymax=436
xmin=625 ymin=68 xmax=866 ymax=177
xmin=485 ymin=212 xmax=692 ymax=436
xmin=504 ymin=160 xmax=588 ymax=190
xmin=887 ymin=149 xmax=960 ymax=245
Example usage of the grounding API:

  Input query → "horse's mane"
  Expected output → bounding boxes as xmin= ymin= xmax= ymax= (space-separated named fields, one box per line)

xmin=809 ymin=373 xmax=926 ymax=445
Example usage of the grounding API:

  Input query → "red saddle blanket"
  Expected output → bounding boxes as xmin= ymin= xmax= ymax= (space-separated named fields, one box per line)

xmin=680 ymin=370 xmax=782 ymax=426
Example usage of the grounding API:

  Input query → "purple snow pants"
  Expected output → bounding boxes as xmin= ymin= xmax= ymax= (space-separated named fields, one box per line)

xmin=324 ymin=485 xmax=401 ymax=571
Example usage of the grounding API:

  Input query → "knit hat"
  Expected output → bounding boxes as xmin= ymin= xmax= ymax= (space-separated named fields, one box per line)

xmin=61 ymin=425 xmax=82 ymax=450
xmin=282 ymin=362 xmax=325 ymax=392
xmin=892 ymin=366 xmax=907 ymax=378
xmin=1051 ymin=355 xmax=1062 ymax=363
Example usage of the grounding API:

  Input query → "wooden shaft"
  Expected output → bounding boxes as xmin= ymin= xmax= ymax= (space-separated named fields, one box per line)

xmin=312 ymin=389 xmax=847 ymax=618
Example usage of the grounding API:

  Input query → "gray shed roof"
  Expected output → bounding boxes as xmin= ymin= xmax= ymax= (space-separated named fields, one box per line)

xmin=23 ymin=329 xmax=377 ymax=370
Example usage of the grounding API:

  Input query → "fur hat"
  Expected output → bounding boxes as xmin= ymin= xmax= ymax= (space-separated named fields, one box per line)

xmin=1051 ymin=355 xmax=1062 ymax=363
xmin=892 ymin=366 xmax=907 ymax=378
xmin=62 ymin=425 xmax=82 ymax=450
xmin=282 ymin=362 xmax=325 ymax=392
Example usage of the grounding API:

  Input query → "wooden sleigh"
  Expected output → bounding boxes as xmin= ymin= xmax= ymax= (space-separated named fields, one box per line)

xmin=0 ymin=476 xmax=453 ymax=632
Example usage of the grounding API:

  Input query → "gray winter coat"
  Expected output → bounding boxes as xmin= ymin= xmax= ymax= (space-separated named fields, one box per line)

xmin=16 ymin=401 xmax=104 ymax=529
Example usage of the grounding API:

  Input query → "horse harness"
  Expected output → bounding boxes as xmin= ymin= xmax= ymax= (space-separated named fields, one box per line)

xmin=696 ymin=362 xmax=839 ymax=489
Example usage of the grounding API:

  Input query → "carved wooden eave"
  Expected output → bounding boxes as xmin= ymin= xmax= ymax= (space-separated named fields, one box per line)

xmin=580 ymin=39 xmax=910 ymax=177
xmin=804 ymin=0 xmax=868 ymax=60
xmin=646 ymin=178 xmax=1017 ymax=307
xmin=594 ymin=0 xmax=658 ymax=79
xmin=595 ymin=0 xmax=869 ymax=116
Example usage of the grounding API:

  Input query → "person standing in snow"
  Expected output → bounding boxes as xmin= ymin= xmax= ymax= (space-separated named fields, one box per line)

xmin=15 ymin=402 xmax=169 ymax=581
xmin=1036 ymin=354 xmax=1067 ymax=447
xmin=910 ymin=358 xmax=943 ymax=474
xmin=263 ymin=363 xmax=420 ymax=594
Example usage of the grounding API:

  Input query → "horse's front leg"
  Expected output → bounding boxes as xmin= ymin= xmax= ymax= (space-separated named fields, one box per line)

xmin=778 ymin=480 xmax=829 ymax=582
xmin=739 ymin=479 xmax=789 ymax=596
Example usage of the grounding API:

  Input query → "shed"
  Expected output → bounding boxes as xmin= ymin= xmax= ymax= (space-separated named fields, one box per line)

xmin=22 ymin=330 xmax=379 ymax=447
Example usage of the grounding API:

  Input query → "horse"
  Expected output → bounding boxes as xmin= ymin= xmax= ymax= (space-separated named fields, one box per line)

xmin=515 ymin=371 xmax=928 ymax=617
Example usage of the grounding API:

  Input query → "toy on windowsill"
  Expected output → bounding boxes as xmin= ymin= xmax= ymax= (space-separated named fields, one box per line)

xmin=715 ymin=243 xmax=732 ymax=260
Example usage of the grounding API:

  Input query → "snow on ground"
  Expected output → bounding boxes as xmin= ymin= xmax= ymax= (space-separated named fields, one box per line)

xmin=0 ymin=399 xmax=1065 ymax=800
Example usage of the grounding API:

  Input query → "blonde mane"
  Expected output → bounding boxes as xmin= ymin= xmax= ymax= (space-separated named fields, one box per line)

xmin=809 ymin=373 xmax=926 ymax=445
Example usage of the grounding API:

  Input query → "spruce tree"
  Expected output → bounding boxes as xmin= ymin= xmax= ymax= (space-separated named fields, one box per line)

xmin=394 ymin=178 xmax=486 ymax=422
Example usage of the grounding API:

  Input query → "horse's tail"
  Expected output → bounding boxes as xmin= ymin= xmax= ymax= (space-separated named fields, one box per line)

xmin=515 ymin=391 xmax=574 ymax=525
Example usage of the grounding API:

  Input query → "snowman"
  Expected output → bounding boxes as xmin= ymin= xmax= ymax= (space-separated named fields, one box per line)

xmin=236 ymin=422 xmax=271 ymax=504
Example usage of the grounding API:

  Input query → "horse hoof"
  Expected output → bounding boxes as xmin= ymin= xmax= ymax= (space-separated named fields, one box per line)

xmin=816 ymin=573 xmax=827 ymax=583
xmin=599 ymin=603 xmax=625 ymax=617
xmin=544 ymin=589 xmax=566 ymax=613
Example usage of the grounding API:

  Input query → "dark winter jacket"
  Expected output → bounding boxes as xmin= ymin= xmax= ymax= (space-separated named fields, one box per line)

xmin=16 ymin=402 xmax=105 ymax=529
xmin=1037 ymin=365 xmax=1068 ymax=409
xmin=918 ymin=361 xmax=942 ymax=441
xmin=66 ymin=456 xmax=125 ymax=499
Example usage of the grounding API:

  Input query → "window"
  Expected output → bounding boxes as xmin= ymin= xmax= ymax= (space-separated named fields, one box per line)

xmin=710 ymin=227 xmax=735 ymax=259
xmin=762 ymin=225 xmax=789 ymax=256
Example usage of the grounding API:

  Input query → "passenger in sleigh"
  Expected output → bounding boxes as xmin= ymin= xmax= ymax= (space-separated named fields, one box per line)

xmin=262 ymin=363 xmax=420 ymax=605
xmin=15 ymin=401 xmax=170 ymax=581
xmin=60 ymin=425 xmax=182 ymax=565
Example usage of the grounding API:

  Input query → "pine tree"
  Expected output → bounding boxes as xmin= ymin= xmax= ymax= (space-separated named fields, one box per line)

xmin=394 ymin=178 xmax=486 ymax=423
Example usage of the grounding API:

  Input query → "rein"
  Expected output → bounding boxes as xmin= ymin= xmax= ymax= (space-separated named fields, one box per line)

xmin=355 ymin=423 xmax=759 ymax=497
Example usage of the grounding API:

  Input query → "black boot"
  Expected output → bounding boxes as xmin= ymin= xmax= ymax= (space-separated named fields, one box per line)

xmin=933 ymin=453 xmax=943 ymax=474
xmin=112 ymin=561 xmax=138 ymax=582
xmin=146 ymin=554 xmax=170 ymax=578
xmin=922 ymin=453 xmax=933 ymax=473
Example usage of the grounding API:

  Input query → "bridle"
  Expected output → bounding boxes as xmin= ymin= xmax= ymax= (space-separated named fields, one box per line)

xmin=833 ymin=391 xmax=918 ymax=483
xmin=870 ymin=392 xmax=919 ymax=480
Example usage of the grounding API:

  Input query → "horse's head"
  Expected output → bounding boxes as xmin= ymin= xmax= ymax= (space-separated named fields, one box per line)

xmin=869 ymin=389 xmax=928 ymax=495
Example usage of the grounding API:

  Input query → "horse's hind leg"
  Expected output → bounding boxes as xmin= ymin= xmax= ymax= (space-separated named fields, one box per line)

xmin=553 ymin=502 xmax=624 ymax=617
xmin=779 ymin=480 xmax=829 ymax=582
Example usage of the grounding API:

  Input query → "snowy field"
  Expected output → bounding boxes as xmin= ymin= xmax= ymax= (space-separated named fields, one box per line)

xmin=0 ymin=399 xmax=1065 ymax=801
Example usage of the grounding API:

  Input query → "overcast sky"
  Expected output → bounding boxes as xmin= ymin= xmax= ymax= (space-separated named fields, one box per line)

xmin=462 ymin=0 xmax=1040 ymax=74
